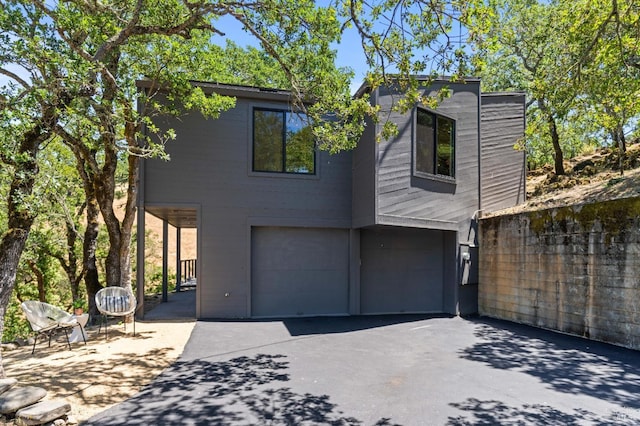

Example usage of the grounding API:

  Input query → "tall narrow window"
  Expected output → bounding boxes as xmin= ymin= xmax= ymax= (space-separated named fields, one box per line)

xmin=415 ymin=108 xmax=455 ymax=178
xmin=253 ymin=110 xmax=284 ymax=172
xmin=253 ymin=108 xmax=315 ymax=174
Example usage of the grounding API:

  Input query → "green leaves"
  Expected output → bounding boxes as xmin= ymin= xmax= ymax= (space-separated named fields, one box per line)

xmin=469 ymin=0 xmax=640 ymax=171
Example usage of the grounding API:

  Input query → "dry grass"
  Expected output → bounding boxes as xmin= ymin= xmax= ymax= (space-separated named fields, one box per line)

xmin=3 ymin=319 xmax=195 ymax=424
xmin=486 ymin=142 xmax=640 ymax=217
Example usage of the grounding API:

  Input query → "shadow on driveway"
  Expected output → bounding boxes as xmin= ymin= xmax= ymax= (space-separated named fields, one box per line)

xmin=282 ymin=314 xmax=453 ymax=336
xmin=460 ymin=318 xmax=640 ymax=410
xmin=83 ymin=352 xmax=396 ymax=425
xmin=446 ymin=398 xmax=638 ymax=425
xmin=85 ymin=316 xmax=640 ymax=425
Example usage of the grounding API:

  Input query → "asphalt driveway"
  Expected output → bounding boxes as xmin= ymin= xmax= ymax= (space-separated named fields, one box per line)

xmin=85 ymin=315 xmax=640 ymax=425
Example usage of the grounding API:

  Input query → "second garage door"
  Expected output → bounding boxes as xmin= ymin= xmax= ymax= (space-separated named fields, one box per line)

xmin=361 ymin=228 xmax=445 ymax=314
xmin=251 ymin=227 xmax=350 ymax=318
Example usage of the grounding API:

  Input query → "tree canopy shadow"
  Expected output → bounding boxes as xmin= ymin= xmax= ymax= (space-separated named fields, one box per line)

xmin=241 ymin=388 xmax=362 ymax=425
xmin=446 ymin=398 xmax=639 ymax=425
xmin=461 ymin=318 xmax=640 ymax=409
xmin=84 ymin=353 xmax=391 ymax=425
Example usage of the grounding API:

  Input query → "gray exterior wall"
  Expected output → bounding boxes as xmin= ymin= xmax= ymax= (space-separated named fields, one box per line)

xmin=144 ymin=88 xmax=352 ymax=318
xmin=351 ymin=109 xmax=378 ymax=229
xmin=480 ymin=93 xmax=527 ymax=213
xmin=142 ymin=80 xmax=524 ymax=319
xmin=355 ymin=80 xmax=482 ymax=232
xmin=352 ymin=80 xmax=483 ymax=314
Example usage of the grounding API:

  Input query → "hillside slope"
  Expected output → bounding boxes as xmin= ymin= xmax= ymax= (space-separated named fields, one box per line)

xmin=488 ymin=142 xmax=640 ymax=217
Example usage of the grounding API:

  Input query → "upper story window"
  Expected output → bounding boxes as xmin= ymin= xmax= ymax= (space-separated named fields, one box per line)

xmin=253 ymin=108 xmax=315 ymax=174
xmin=415 ymin=107 xmax=455 ymax=178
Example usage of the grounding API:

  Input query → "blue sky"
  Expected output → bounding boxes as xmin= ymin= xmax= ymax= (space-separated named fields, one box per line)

xmin=0 ymin=18 xmax=368 ymax=94
xmin=1 ymin=7 xmax=468 ymax=95
xmin=212 ymin=14 xmax=370 ymax=94
xmin=212 ymin=9 xmax=470 ymax=94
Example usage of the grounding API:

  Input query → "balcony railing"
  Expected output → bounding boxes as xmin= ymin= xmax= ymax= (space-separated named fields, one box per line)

xmin=177 ymin=258 xmax=197 ymax=291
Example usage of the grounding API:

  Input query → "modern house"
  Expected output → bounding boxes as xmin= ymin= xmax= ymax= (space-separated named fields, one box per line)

xmin=135 ymin=78 xmax=526 ymax=319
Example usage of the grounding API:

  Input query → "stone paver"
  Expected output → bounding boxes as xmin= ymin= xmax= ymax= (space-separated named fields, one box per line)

xmin=0 ymin=378 xmax=17 ymax=395
xmin=16 ymin=399 xmax=71 ymax=425
xmin=0 ymin=386 xmax=46 ymax=414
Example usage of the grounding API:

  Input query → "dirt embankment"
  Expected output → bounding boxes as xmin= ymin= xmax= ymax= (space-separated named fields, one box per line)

xmin=488 ymin=142 xmax=640 ymax=217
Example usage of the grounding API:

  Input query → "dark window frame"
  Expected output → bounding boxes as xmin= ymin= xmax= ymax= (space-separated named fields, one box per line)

xmin=252 ymin=107 xmax=316 ymax=175
xmin=413 ymin=107 xmax=456 ymax=181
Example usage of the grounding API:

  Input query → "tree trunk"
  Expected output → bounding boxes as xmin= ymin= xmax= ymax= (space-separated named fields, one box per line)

xmin=97 ymin=158 xmax=123 ymax=289
xmin=118 ymin=131 xmax=141 ymax=294
xmin=609 ymin=126 xmax=627 ymax=175
xmin=96 ymin=151 xmax=138 ymax=295
xmin=49 ymin=218 xmax=84 ymax=308
xmin=97 ymin=49 xmax=123 ymax=290
xmin=89 ymin=48 xmax=138 ymax=296
xmin=618 ymin=127 xmax=626 ymax=176
xmin=538 ymin=98 xmax=565 ymax=175
xmin=548 ymin=115 xmax=565 ymax=175
xmin=95 ymin=121 xmax=139 ymax=298
xmin=26 ymin=260 xmax=46 ymax=302
xmin=84 ymin=195 xmax=103 ymax=320
xmin=64 ymin=220 xmax=80 ymax=303
xmin=68 ymin=146 xmax=104 ymax=321
xmin=0 ymin=123 xmax=49 ymax=377
xmin=50 ymin=218 xmax=84 ymax=304
xmin=0 ymin=230 xmax=31 ymax=378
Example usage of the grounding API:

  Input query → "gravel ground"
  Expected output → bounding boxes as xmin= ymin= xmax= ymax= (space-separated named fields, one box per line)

xmin=2 ymin=318 xmax=195 ymax=424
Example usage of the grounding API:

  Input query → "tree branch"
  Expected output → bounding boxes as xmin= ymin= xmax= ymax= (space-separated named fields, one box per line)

xmin=566 ymin=5 xmax=617 ymax=76
xmin=0 ymin=67 xmax=31 ymax=89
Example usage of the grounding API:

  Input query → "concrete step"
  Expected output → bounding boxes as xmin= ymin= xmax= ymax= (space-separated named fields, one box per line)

xmin=0 ymin=386 xmax=47 ymax=414
xmin=16 ymin=399 xmax=71 ymax=425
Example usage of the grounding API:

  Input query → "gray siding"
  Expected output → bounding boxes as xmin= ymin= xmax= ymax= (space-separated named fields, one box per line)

xmin=144 ymin=93 xmax=352 ymax=318
xmin=373 ymin=81 xmax=481 ymax=234
xmin=480 ymin=93 xmax=526 ymax=213
xmin=359 ymin=81 xmax=485 ymax=316
xmin=142 ymin=81 xmax=524 ymax=319
xmin=352 ymin=110 xmax=378 ymax=228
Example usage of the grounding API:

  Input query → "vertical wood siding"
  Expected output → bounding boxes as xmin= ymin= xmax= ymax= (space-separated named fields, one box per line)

xmin=352 ymin=112 xmax=378 ymax=228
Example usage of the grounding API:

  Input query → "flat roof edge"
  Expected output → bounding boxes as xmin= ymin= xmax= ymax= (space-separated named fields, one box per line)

xmin=136 ymin=79 xmax=294 ymax=102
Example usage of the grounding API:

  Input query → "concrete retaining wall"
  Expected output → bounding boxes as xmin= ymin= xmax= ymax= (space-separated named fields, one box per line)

xmin=479 ymin=197 xmax=640 ymax=350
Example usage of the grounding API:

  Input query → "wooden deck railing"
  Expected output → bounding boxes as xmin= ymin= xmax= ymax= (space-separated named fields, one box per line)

xmin=177 ymin=259 xmax=197 ymax=291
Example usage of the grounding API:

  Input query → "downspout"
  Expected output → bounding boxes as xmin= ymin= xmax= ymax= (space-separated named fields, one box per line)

xmin=477 ymin=87 xmax=483 ymax=220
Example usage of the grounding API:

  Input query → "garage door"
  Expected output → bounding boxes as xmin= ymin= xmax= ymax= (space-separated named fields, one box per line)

xmin=251 ymin=227 xmax=349 ymax=317
xmin=361 ymin=228 xmax=444 ymax=314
